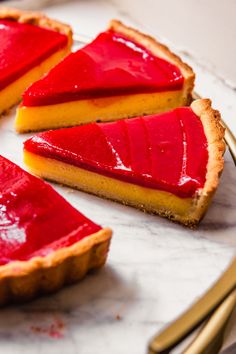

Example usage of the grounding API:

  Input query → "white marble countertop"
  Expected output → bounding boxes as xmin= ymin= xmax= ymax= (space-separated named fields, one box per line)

xmin=1 ymin=1 xmax=236 ymax=353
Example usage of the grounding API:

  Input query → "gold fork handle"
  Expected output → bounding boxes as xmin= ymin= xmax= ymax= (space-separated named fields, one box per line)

xmin=148 ymin=256 xmax=236 ymax=354
xmin=222 ymin=121 xmax=236 ymax=166
xmin=183 ymin=289 xmax=236 ymax=354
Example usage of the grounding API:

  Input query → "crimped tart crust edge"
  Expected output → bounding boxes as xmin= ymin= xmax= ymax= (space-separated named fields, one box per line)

xmin=0 ymin=228 xmax=112 ymax=305
xmin=188 ymin=99 xmax=225 ymax=224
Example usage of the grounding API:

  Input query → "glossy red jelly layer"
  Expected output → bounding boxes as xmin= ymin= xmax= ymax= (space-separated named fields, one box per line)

xmin=0 ymin=19 xmax=68 ymax=91
xmin=22 ymin=30 xmax=184 ymax=106
xmin=24 ymin=107 xmax=208 ymax=198
xmin=0 ymin=155 xmax=101 ymax=265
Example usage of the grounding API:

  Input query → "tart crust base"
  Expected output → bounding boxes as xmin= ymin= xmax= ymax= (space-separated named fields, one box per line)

xmin=23 ymin=99 xmax=225 ymax=227
xmin=0 ymin=228 xmax=112 ymax=306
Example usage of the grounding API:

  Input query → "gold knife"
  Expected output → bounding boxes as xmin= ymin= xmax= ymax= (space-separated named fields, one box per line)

xmin=183 ymin=289 xmax=236 ymax=354
xmin=148 ymin=256 xmax=236 ymax=353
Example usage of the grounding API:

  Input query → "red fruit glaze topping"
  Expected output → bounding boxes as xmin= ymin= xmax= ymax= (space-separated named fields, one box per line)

xmin=22 ymin=30 xmax=184 ymax=106
xmin=0 ymin=19 xmax=68 ymax=90
xmin=24 ymin=107 xmax=208 ymax=198
xmin=0 ymin=155 xmax=101 ymax=265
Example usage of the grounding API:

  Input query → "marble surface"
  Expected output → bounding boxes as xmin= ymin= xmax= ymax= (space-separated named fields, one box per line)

xmin=1 ymin=1 xmax=236 ymax=353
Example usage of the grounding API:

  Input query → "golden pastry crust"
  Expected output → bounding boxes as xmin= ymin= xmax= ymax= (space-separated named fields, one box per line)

xmin=0 ymin=228 xmax=112 ymax=306
xmin=109 ymin=19 xmax=195 ymax=105
xmin=22 ymin=99 xmax=225 ymax=228
xmin=0 ymin=7 xmax=73 ymax=46
xmin=23 ymin=100 xmax=225 ymax=228
xmin=187 ymin=99 xmax=225 ymax=225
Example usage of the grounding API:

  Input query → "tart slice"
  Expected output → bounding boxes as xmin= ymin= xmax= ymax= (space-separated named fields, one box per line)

xmin=0 ymin=155 xmax=111 ymax=305
xmin=23 ymin=99 xmax=225 ymax=226
xmin=0 ymin=7 xmax=72 ymax=115
xmin=16 ymin=20 xmax=194 ymax=132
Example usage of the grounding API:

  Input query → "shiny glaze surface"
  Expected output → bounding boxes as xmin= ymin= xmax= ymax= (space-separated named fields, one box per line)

xmin=0 ymin=19 xmax=68 ymax=90
xmin=24 ymin=107 xmax=208 ymax=198
xmin=0 ymin=156 xmax=101 ymax=265
xmin=22 ymin=30 xmax=184 ymax=106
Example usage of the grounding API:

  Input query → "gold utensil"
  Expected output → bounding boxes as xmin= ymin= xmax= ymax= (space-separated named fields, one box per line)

xmin=183 ymin=289 xmax=236 ymax=354
xmin=222 ymin=122 xmax=236 ymax=166
xmin=148 ymin=257 xmax=236 ymax=353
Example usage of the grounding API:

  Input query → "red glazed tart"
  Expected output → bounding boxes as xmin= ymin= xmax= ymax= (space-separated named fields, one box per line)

xmin=23 ymin=99 xmax=225 ymax=226
xmin=16 ymin=20 xmax=194 ymax=132
xmin=0 ymin=7 xmax=72 ymax=115
xmin=0 ymin=155 xmax=112 ymax=305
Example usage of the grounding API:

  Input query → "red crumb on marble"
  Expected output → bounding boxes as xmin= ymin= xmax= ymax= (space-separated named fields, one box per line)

xmin=31 ymin=317 xmax=65 ymax=339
